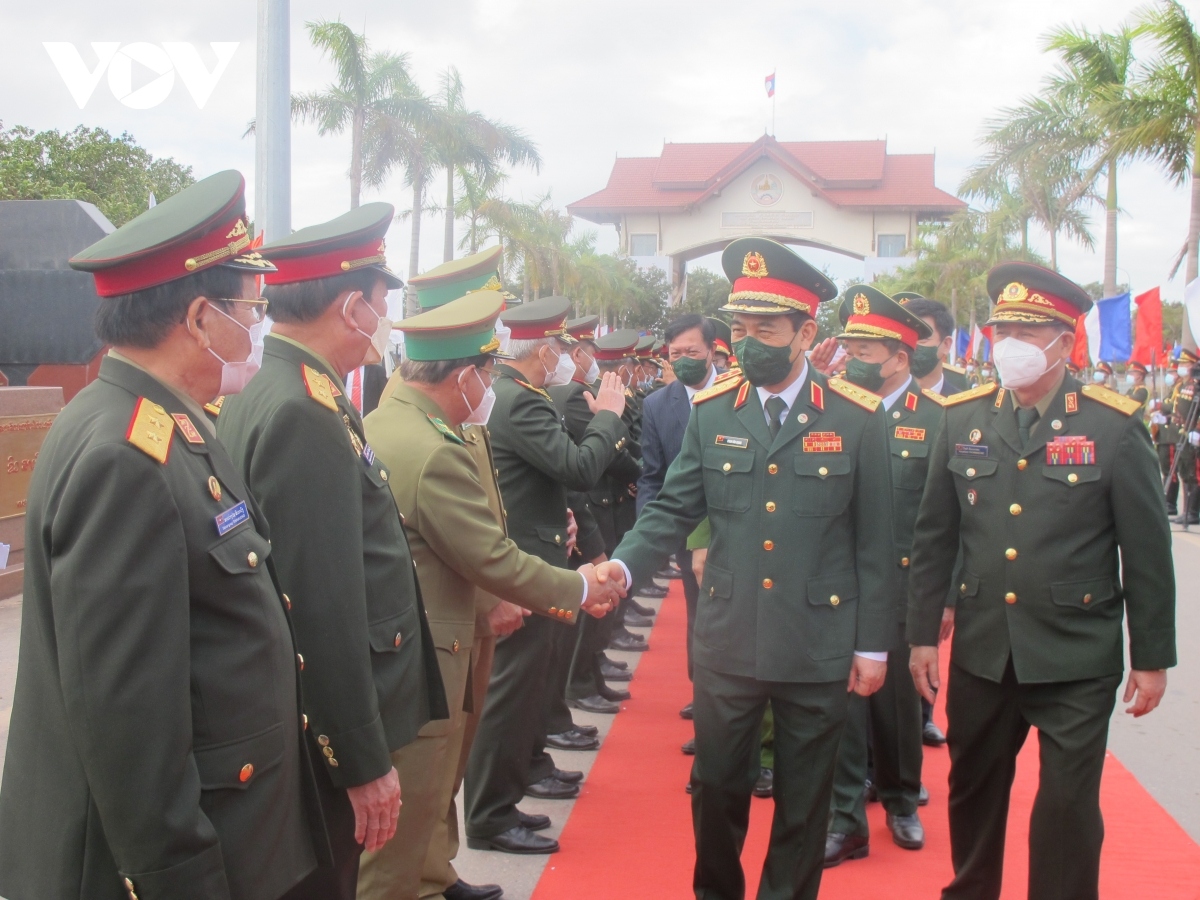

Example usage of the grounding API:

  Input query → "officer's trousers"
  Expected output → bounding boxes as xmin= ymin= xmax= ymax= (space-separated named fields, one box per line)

xmin=942 ymin=661 xmax=1120 ymax=900
xmin=691 ymin=665 xmax=847 ymax=900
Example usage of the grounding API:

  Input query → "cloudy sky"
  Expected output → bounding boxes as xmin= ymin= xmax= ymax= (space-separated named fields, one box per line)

xmin=3 ymin=0 xmax=1191 ymax=306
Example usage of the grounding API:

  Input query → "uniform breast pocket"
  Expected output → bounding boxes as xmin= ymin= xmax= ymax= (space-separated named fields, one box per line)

xmin=891 ymin=442 xmax=930 ymax=491
xmin=792 ymin=453 xmax=852 ymax=517
xmin=702 ymin=448 xmax=754 ymax=512
xmin=1041 ymin=466 xmax=1102 ymax=502
xmin=208 ymin=528 xmax=272 ymax=577
xmin=947 ymin=457 xmax=998 ymax=483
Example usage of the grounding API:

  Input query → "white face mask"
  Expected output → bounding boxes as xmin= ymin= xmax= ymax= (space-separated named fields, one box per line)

xmin=207 ymin=304 xmax=264 ymax=394
xmin=991 ymin=333 xmax=1064 ymax=390
xmin=1178 ymin=365 xmax=1190 ymax=377
xmin=580 ymin=351 xmax=600 ymax=384
xmin=460 ymin=368 xmax=496 ymax=426
xmin=1166 ymin=373 xmax=1178 ymax=387
xmin=344 ymin=292 xmax=392 ymax=366
xmin=1093 ymin=370 xmax=1107 ymax=383
xmin=1125 ymin=373 xmax=1136 ymax=385
xmin=542 ymin=345 xmax=575 ymax=387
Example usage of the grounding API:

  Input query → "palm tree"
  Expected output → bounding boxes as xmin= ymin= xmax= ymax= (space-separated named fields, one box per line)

xmin=290 ymin=20 xmax=426 ymax=209
xmin=433 ymin=68 xmax=541 ymax=263
xmin=455 ymin=167 xmax=508 ymax=255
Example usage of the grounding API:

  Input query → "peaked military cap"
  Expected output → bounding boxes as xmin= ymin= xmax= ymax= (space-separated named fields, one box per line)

xmin=1180 ymin=348 xmax=1199 ymax=365
xmin=1128 ymin=360 xmax=1148 ymax=374
xmin=499 ymin=295 xmax=576 ymax=343
xmin=398 ymin=290 xmax=505 ymax=361
xmin=837 ymin=284 xmax=933 ymax=349
xmin=259 ymin=202 xmax=402 ymax=289
xmin=706 ymin=317 xmax=733 ymax=356
xmin=566 ymin=315 xmax=600 ymax=342
xmin=593 ymin=328 xmax=639 ymax=360
xmin=986 ymin=262 xmax=1092 ymax=327
xmin=70 ymin=170 xmax=272 ymax=296
xmin=720 ymin=237 xmax=838 ymax=317
xmin=634 ymin=335 xmax=656 ymax=358
xmin=408 ymin=245 xmax=511 ymax=310
xmin=892 ymin=291 xmax=928 ymax=303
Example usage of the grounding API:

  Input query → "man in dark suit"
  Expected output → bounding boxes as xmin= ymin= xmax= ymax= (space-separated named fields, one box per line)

xmin=895 ymin=294 xmax=969 ymax=396
xmin=638 ymin=314 xmax=717 ymax=684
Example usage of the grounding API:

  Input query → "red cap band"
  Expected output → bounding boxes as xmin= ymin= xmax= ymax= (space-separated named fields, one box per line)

xmin=91 ymin=215 xmax=250 ymax=297
xmin=595 ymin=346 xmax=634 ymax=361
xmin=264 ymin=237 xmax=387 ymax=285
xmin=729 ymin=276 xmax=821 ymax=316
xmin=508 ymin=318 xmax=568 ymax=340
xmin=844 ymin=312 xmax=919 ymax=348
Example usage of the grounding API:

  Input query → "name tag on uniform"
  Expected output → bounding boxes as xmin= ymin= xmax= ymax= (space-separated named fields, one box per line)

xmin=215 ymin=500 xmax=249 ymax=536
xmin=895 ymin=426 xmax=926 ymax=441
xmin=955 ymin=444 xmax=989 ymax=458
xmin=802 ymin=431 xmax=842 ymax=452
xmin=715 ymin=435 xmax=749 ymax=449
xmin=1047 ymin=436 xmax=1095 ymax=465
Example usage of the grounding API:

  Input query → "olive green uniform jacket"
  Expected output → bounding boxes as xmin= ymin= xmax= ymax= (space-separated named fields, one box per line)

xmin=614 ymin=371 xmax=899 ymax=683
xmin=0 ymin=356 xmax=325 ymax=900
xmin=907 ymin=378 xmax=1176 ymax=683
xmin=218 ymin=336 xmax=446 ymax=790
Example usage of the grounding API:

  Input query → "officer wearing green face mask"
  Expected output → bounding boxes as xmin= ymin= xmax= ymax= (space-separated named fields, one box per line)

xmin=595 ymin=237 xmax=898 ymax=900
xmin=825 ymin=285 xmax=937 ymax=866
xmin=893 ymin=293 xmax=970 ymax=396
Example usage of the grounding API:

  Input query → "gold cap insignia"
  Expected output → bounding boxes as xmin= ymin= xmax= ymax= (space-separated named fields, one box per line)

xmin=742 ymin=251 xmax=768 ymax=278
xmin=1002 ymin=282 xmax=1028 ymax=302
xmin=852 ymin=293 xmax=870 ymax=316
xmin=226 ymin=219 xmax=249 ymax=240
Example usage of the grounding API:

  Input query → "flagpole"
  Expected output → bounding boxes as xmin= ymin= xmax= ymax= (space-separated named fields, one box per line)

xmin=772 ymin=66 xmax=776 ymax=135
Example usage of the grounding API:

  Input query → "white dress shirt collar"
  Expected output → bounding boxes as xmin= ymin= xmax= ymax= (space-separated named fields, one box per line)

xmin=882 ymin=375 xmax=914 ymax=412
xmin=755 ymin=360 xmax=809 ymax=423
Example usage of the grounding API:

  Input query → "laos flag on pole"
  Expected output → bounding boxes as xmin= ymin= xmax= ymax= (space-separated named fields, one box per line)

xmin=765 ymin=72 xmax=776 ymax=98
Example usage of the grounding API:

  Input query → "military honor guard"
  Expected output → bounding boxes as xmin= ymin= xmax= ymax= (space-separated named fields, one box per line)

xmin=0 ymin=171 xmax=327 ymax=900
xmin=908 ymin=262 xmax=1176 ymax=900
xmin=358 ymin=292 xmax=615 ymax=900
xmin=597 ymin=237 xmax=898 ymax=900
xmin=463 ymin=297 xmax=630 ymax=855
xmin=1125 ymin=360 xmax=1151 ymax=415
xmin=217 ymin=203 xmax=447 ymax=899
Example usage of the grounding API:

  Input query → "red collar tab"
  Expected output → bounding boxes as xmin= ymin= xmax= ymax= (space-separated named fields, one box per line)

xmin=905 ymin=392 xmax=918 ymax=412
xmin=810 ymin=380 xmax=824 ymax=411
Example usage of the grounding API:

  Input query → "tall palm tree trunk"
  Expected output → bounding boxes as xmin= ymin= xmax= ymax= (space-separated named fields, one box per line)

xmin=350 ymin=108 xmax=364 ymax=209
xmin=407 ymin=183 xmax=424 ymax=317
xmin=1103 ymin=162 xmax=1118 ymax=297
xmin=443 ymin=166 xmax=455 ymax=263
xmin=1049 ymin=229 xmax=1059 ymax=272
xmin=1187 ymin=123 xmax=1200 ymax=284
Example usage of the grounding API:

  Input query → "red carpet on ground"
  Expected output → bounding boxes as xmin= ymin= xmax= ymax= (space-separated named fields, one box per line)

xmin=532 ymin=581 xmax=1200 ymax=898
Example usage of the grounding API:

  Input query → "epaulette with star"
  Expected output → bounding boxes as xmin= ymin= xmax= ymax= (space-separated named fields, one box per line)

xmin=827 ymin=377 xmax=882 ymax=412
xmin=203 ymin=395 xmax=225 ymax=417
xmin=921 ymin=388 xmax=947 ymax=406
xmin=943 ymin=363 xmax=966 ymax=375
xmin=125 ymin=397 xmax=174 ymax=463
xmin=426 ymin=414 xmax=466 ymax=445
xmin=692 ymin=374 xmax=743 ymax=405
xmin=943 ymin=382 xmax=998 ymax=407
xmin=713 ymin=370 xmax=740 ymax=385
xmin=516 ymin=380 xmax=553 ymax=402
xmin=1082 ymin=383 xmax=1143 ymax=416
xmin=302 ymin=364 xmax=339 ymax=411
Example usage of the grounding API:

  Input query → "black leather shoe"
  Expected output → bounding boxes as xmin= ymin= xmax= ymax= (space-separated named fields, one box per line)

xmin=552 ymin=767 xmax=583 ymax=785
xmin=753 ymin=767 xmax=773 ymax=798
xmin=568 ymin=694 xmax=620 ymax=714
xmin=679 ymin=702 xmax=694 ymax=720
xmin=625 ymin=599 xmax=655 ymax=618
xmin=545 ymin=730 xmax=599 ymax=751
xmin=918 ymin=784 xmax=929 ymax=806
xmin=923 ymin=720 xmax=947 ymax=746
xmin=636 ymin=583 xmax=669 ymax=599
xmin=681 ymin=738 xmax=695 ymax=755
xmin=598 ymin=684 xmax=631 ymax=702
xmin=657 ymin=564 xmax=682 ymax=579
xmin=524 ymin=776 xmax=580 ymax=800
xmin=517 ymin=810 xmax=551 ymax=832
xmin=887 ymin=812 xmax=925 ymax=849
xmin=608 ymin=632 xmax=648 ymax=652
xmin=601 ymin=661 xmax=632 ymax=681
xmin=443 ymin=879 xmax=504 ymax=900
xmin=573 ymin=723 xmax=599 ymax=737
xmin=824 ymin=832 xmax=869 ymax=867
xmin=622 ymin=611 xmax=654 ymax=627
xmin=599 ymin=654 xmax=628 ymax=670
xmin=467 ymin=825 xmax=559 ymax=854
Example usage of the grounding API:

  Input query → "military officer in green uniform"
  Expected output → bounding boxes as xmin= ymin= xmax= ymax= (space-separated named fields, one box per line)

xmin=218 ymin=203 xmax=447 ymax=899
xmin=464 ymin=297 xmax=630 ymax=855
xmin=1125 ymin=360 xmax=1151 ymax=414
xmin=357 ymin=292 xmax=615 ymax=900
xmin=597 ymin=238 xmax=897 ymax=900
xmin=908 ymin=262 xmax=1176 ymax=900
xmin=0 ymin=171 xmax=327 ymax=900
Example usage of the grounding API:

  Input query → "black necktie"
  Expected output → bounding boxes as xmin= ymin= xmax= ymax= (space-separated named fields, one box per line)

xmin=766 ymin=395 xmax=787 ymax=440
xmin=1016 ymin=406 xmax=1039 ymax=448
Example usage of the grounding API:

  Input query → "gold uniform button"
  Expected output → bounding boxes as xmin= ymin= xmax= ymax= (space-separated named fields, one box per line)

xmin=762 ymin=578 xmax=773 ymax=589
xmin=247 ymin=551 xmax=259 ymax=567
xmin=297 ymin=653 xmax=304 ymax=670
xmin=818 ymin=466 xmax=829 ymax=476
xmin=1009 ymin=503 xmax=1022 ymax=516
xmin=1005 ymin=548 xmax=1017 ymax=560
xmin=452 ymin=640 xmax=460 ymax=653
xmin=239 ymin=763 xmax=254 ymax=782
xmin=565 ymin=610 xmax=574 ymax=620
xmin=709 ymin=587 xmax=715 ymax=597
xmin=558 ymin=609 xmax=567 ymax=618
xmin=549 ymin=607 xmax=558 ymax=615
xmin=901 ymin=450 xmax=909 ymax=458
xmin=1083 ymin=593 xmax=1093 ymax=604
xmin=124 ymin=877 xmax=139 ymax=899
xmin=1005 ymin=592 xmax=1017 ymax=604
xmin=765 ymin=501 xmax=776 ymax=512
xmin=965 ymin=467 xmax=976 ymax=478
xmin=1017 ymin=459 xmax=1028 ymax=470
xmin=901 ymin=557 xmax=910 ymax=567
xmin=380 ymin=469 xmax=388 ymax=482
xmin=722 ymin=462 xmax=732 ymax=472
xmin=303 ymin=714 xmax=308 ymax=729
xmin=318 ymin=734 xmax=330 ymax=746
xmin=763 ymin=540 xmax=774 ymax=551
xmin=329 ymin=758 xmax=339 ymax=767
xmin=960 ymin=583 xmax=967 ymax=594
xmin=1067 ymin=473 xmax=1078 ymax=484
xmin=283 ymin=593 xmax=292 ymax=610
xmin=892 ymin=411 xmax=901 ymax=419
xmin=322 ymin=747 xmax=334 ymax=758
xmin=768 ymin=463 xmax=779 ymax=474
xmin=829 ymin=595 xmax=841 ymax=607
xmin=555 ymin=534 xmax=562 ymax=544
xmin=394 ymin=632 xmax=402 ymax=647
xmin=494 ymin=468 xmax=500 ymax=477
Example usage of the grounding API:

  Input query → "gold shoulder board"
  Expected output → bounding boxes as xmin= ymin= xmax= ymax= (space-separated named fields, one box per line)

xmin=1082 ymin=383 xmax=1142 ymax=416
xmin=302 ymin=364 xmax=339 ymax=411
xmin=692 ymin=375 xmax=743 ymax=405
xmin=943 ymin=382 xmax=999 ymax=407
xmin=827 ymin=377 xmax=882 ymax=412
xmin=203 ymin=395 xmax=225 ymax=417
xmin=713 ymin=370 xmax=740 ymax=384
xmin=921 ymin=388 xmax=947 ymax=407
xmin=126 ymin=397 xmax=174 ymax=464
xmin=517 ymin=380 xmax=553 ymax=402
xmin=943 ymin=363 xmax=966 ymax=374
